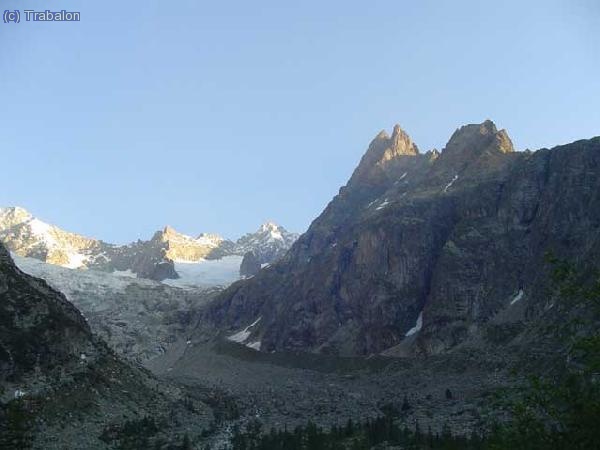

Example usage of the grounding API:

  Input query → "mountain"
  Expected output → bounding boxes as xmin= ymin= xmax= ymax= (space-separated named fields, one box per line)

xmin=0 ymin=243 xmax=212 ymax=448
xmin=235 ymin=222 xmax=299 ymax=265
xmin=204 ymin=121 xmax=600 ymax=356
xmin=0 ymin=208 xmax=298 ymax=285
xmin=0 ymin=207 xmax=106 ymax=269
xmin=0 ymin=206 xmax=176 ymax=280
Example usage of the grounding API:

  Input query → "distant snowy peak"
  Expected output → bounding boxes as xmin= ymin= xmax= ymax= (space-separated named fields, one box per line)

xmin=259 ymin=221 xmax=284 ymax=238
xmin=152 ymin=221 xmax=299 ymax=266
xmin=195 ymin=232 xmax=226 ymax=247
xmin=235 ymin=222 xmax=299 ymax=265
xmin=151 ymin=226 xmax=233 ymax=263
xmin=0 ymin=206 xmax=299 ymax=284
xmin=0 ymin=206 xmax=34 ymax=228
xmin=153 ymin=226 xmax=228 ymax=250
xmin=0 ymin=206 xmax=99 ymax=269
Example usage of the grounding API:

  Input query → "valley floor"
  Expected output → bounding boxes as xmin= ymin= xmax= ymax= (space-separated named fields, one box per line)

xmin=147 ymin=339 xmax=523 ymax=447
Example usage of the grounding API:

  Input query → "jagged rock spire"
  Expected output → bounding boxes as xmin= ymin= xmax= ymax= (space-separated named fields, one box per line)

xmin=443 ymin=120 xmax=514 ymax=158
xmin=348 ymin=124 xmax=419 ymax=188
xmin=390 ymin=124 xmax=418 ymax=156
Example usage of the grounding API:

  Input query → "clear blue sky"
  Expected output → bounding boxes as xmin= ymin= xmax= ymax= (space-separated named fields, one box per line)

xmin=1 ymin=0 xmax=598 ymax=243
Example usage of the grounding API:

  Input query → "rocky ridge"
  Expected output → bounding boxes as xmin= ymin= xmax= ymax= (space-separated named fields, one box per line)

xmin=0 ymin=208 xmax=298 ymax=283
xmin=204 ymin=120 xmax=600 ymax=356
xmin=0 ymin=243 xmax=213 ymax=449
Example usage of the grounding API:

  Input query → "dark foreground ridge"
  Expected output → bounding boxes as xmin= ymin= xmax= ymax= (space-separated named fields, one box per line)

xmin=0 ymin=243 xmax=214 ymax=449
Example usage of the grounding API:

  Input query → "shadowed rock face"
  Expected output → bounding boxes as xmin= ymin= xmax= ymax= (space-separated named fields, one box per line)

xmin=0 ymin=243 xmax=93 ymax=381
xmin=204 ymin=121 xmax=600 ymax=356
xmin=0 ymin=243 xmax=214 ymax=448
xmin=240 ymin=251 xmax=261 ymax=277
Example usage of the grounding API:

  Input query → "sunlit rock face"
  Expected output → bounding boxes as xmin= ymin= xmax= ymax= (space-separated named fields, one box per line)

xmin=205 ymin=122 xmax=600 ymax=356
xmin=0 ymin=207 xmax=298 ymax=283
xmin=0 ymin=207 xmax=102 ymax=268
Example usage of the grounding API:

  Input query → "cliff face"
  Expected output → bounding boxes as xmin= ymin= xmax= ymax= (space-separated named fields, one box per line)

xmin=240 ymin=251 xmax=261 ymax=277
xmin=0 ymin=243 xmax=93 ymax=382
xmin=205 ymin=121 xmax=600 ymax=356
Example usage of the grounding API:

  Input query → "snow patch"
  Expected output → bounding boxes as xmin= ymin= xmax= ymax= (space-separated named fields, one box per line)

xmin=405 ymin=312 xmax=423 ymax=337
xmin=64 ymin=251 xmax=88 ymax=269
xmin=194 ymin=233 xmax=224 ymax=247
xmin=510 ymin=289 xmax=524 ymax=305
xmin=112 ymin=269 xmax=137 ymax=278
xmin=228 ymin=317 xmax=261 ymax=344
xmin=246 ymin=341 xmax=261 ymax=351
xmin=376 ymin=198 xmax=390 ymax=210
xmin=28 ymin=218 xmax=57 ymax=245
xmin=14 ymin=389 xmax=26 ymax=399
xmin=443 ymin=175 xmax=459 ymax=193
xmin=393 ymin=172 xmax=408 ymax=185
xmin=163 ymin=255 xmax=243 ymax=289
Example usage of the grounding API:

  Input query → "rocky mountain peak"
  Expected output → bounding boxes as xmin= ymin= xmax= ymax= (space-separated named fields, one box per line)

xmin=163 ymin=225 xmax=176 ymax=234
xmin=235 ymin=222 xmax=299 ymax=265
xmin=0 ymin=206 xmax=297 ymax=283
xmin=443 ymin=120 xmax=514 ymax=159
xmin=195 ymin=232 xmax=225 ymax=246
xmin=0 ymin=206 xmax=34 ymax=228
xmin=206 ymin=128 xmax=600 ymax=357
xmin=374 ymin=129 xmax=389 ymax=140
xmin=260 ymin=221 xmax=279 ymax=231
xmin=390 ymin=124 xmax=417 ymax=156
xmin=348 ymin=124 xmax=419 ymax=188
xmin=258 ymin=221 xmax=285 ymax=238
xmin=494 ymin=128 xmax=515 ymax=153
xmin=157 ymin=225 xmax=189 ymax=241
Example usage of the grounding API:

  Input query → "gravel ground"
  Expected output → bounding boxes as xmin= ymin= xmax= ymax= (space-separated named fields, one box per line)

xmin=148 ymin=339 xmax=523 ymax=441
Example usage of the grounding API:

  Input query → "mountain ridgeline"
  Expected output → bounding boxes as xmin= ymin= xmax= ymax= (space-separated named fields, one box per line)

xmin=205 ymin=120 xmax=600 ymax=356
xmin=0 ymin=208 xmax=298 ymax=282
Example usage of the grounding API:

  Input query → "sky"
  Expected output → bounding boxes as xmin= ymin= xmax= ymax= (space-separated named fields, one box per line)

xmin=1 ymin=0 xmax=599 ymax=244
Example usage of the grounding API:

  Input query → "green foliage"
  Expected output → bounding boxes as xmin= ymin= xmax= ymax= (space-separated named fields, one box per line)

xmin=231 ymin=409 xmax=483 ymax=450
